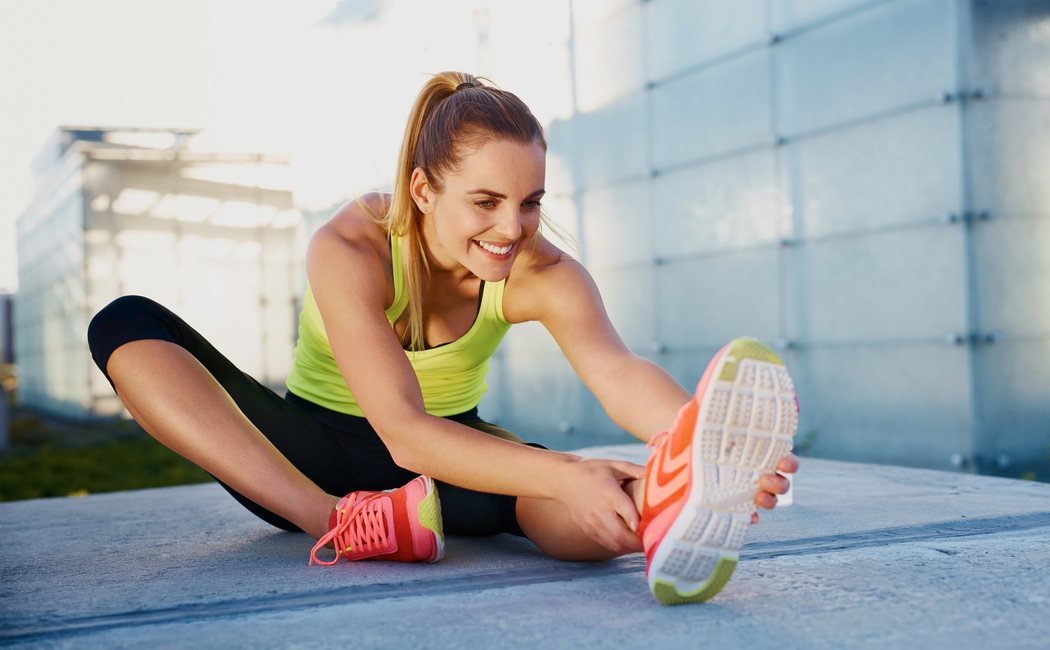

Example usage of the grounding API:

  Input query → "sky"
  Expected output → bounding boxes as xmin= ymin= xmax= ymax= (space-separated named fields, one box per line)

xmin=0 ymin=0 xmax=319 ymax=293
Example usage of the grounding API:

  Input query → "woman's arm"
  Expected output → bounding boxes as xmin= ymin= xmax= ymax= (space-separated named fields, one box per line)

xmin=505 ymin=251 xmax=690 ymax=443
xmin=509 ymin=245 xmax=798 ymax=524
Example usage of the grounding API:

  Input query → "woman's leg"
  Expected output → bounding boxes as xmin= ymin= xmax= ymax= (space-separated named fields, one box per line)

xmin=106 ymin=340 xmax=336 ymax=538
xmin=88 ymin=296 xmax=338 ymax=538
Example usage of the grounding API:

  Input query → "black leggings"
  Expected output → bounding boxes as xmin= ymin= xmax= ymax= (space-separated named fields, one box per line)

xmin=87 ymin=295 xmax=533 ymax=538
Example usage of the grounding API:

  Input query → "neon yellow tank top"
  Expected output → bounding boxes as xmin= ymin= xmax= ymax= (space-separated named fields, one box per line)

xmin=285 ymin=232 xmax=511 ymax=417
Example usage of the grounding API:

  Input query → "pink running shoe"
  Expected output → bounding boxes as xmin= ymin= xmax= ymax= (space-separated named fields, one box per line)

xmin=309 ymin=475 xmax=445 ymax=565
xmin=638 ymin=338 xmax=798 ymax=604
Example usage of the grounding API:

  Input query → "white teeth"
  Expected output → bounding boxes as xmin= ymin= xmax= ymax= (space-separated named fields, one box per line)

xmin=476 ymin=240 xmax=512 ymax=255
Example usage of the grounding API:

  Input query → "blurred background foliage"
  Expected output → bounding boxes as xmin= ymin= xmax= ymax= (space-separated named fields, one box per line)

xmin=0 ymin=406 xmax=209 ymax=501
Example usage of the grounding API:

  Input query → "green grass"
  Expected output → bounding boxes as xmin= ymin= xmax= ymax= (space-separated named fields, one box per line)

xmin=0 ymin=438 xmax=212 ymax=501
xmin=1 ymin=407 xmax=212 ymax=502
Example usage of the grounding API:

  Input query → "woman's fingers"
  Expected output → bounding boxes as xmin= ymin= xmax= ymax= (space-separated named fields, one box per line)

xmin=753 ymin=473 xmax=786 ymax=509
xmin=608 ymin=460 xmax=646 ymax=481
xmin=604 ymin=511 xmax=643 ymax=553
xmin=614 ymin=487 xmax=641 ymax=534
xmin=609 ymin=462 xmax=643 ymax=551
xmin=567 ymin=458 xmax=644 ymax=554
xmin=754 ymin=491 xmax=778 ymax=510
xmin=752 ymin=455 xmax=796 ymax=512
xmin=592 ymin=524 xmax=620 ymax=553
xmin=776 ymin=452 xmax=799 ymax=474
xmin=605 ymin=468 xmax=643 ymax=551
xmin=759 ymin=472 xmax=790 ymax=494
xmin=588 ymin=512 xmax=637 ymax=554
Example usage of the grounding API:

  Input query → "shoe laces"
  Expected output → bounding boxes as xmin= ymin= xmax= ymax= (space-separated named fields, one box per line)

xmin=309 ymin=492 xmax=395 ymax=566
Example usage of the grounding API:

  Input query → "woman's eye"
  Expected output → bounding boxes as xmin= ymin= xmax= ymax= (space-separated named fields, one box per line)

xmin=474 ymin=199 xmax=541 ymax=210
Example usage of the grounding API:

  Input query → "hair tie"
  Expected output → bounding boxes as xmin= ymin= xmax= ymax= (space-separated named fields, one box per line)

xmin=455 ymin=81 xmax=475 ymax=92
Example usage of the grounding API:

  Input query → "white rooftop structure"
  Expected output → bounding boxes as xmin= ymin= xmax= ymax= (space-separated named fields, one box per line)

xmin=15 ymin=126 xmax=301 ymax=420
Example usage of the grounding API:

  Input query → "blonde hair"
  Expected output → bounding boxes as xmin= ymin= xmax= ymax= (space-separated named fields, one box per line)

xmin=370 ymin=71 xmax=560 ymax=351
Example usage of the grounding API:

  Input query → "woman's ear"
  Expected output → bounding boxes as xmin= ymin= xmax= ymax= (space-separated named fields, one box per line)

xmin=409 ymin=167 xmax=434 ymax=214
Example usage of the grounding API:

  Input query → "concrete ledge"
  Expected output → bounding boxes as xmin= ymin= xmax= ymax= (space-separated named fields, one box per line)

xmin=2 ymin=445 xmax=1049 ymax=648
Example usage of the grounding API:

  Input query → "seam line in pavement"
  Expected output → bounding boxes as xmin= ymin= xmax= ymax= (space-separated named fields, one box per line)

xmin=4 ymin=511 xmax=1048 ymax=642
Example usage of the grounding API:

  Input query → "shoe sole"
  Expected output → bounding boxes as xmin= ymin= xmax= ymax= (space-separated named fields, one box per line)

xmin=648 ymin=338 xmax=798 ymax=604
xmin=416 ymin=477 xmax=446 ymax=562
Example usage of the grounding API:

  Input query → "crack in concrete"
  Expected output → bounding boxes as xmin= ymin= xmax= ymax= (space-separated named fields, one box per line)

xmin=4 ymin=510 xmax=1048 ymax=642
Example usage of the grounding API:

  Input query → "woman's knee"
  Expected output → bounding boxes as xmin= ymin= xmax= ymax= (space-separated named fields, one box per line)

xmin=88 ymin=295 xmax=154 ymax=343
xmin=87 ymin=295 xmax=171 ymax=374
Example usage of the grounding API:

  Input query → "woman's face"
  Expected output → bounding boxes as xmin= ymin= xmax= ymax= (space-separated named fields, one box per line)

xmin=420 ymin=138 xmax=546 ymax=282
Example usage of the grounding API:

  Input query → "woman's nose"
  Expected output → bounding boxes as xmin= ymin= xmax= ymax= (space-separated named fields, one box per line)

xmin=495 ymin=208 xmax=524 ymax=240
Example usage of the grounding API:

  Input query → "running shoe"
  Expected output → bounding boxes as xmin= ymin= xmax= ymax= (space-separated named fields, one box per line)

xmin=638 ymin=337 xmax=798 ymax=604
xmin=309 ymin=475 xmax=445 ymax=565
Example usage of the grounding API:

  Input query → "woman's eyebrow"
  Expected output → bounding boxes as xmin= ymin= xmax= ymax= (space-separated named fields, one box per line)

xmin=467 ymin=188 xmax=546 ymax=199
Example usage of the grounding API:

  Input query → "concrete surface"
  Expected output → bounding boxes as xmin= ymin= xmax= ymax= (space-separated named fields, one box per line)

xmin=2 ymin=445 xmax=1049 ymax=649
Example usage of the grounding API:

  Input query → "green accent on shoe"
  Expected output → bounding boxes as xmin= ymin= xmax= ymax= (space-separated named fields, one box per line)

xmin=417 ymin=482 xmax=444 ymax=542
xmin=653 ymin=557 xmax=738 ymax=605
xmin=718 ymin=337 xmax=784 ymax=382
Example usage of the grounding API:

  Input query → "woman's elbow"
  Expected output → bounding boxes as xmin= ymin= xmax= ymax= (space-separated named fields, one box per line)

xmin=388 ymin=445 xmax=420 ymax=473
xmin=371 ymin=416 xmax=423 ymax=471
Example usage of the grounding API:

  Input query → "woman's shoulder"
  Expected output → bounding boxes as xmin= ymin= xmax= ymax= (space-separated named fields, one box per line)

xmin=310 ymin=194 xmax=393 ymax=266
xmin=515 ymin=234 xmax=585 ymax=278
xmin=322 ymin=193 xmax=391 ymax=247
xmin=308 ymin=193 xmax=395 ymax=298
xmin=503 ymin=235 xmax=587 ymax=323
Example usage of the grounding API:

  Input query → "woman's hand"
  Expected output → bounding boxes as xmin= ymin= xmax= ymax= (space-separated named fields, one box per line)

xmin=556 ymin=457 xmax=646 ymax=555
xmin=751 ymin=452 xmax=799 ymax=524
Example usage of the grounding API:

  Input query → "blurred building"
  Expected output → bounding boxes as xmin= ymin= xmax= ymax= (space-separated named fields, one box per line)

xmin=15 ymin=127 xmax=301 ymax=421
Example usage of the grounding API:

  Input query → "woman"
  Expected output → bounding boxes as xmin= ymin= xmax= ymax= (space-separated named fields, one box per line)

xmin=87 ymin=71 xmax=799 ymax=605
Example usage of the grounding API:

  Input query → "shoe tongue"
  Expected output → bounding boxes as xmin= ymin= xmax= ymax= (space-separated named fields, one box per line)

xmin=328 ymin=508 xmax=338 ymax=531
xmin=356 ymin=495 xmax=397 ymax=556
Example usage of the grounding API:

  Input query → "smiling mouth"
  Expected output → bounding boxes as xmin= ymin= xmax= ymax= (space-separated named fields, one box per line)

xmin=473 ymin=239 xmax=515 ymax=257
